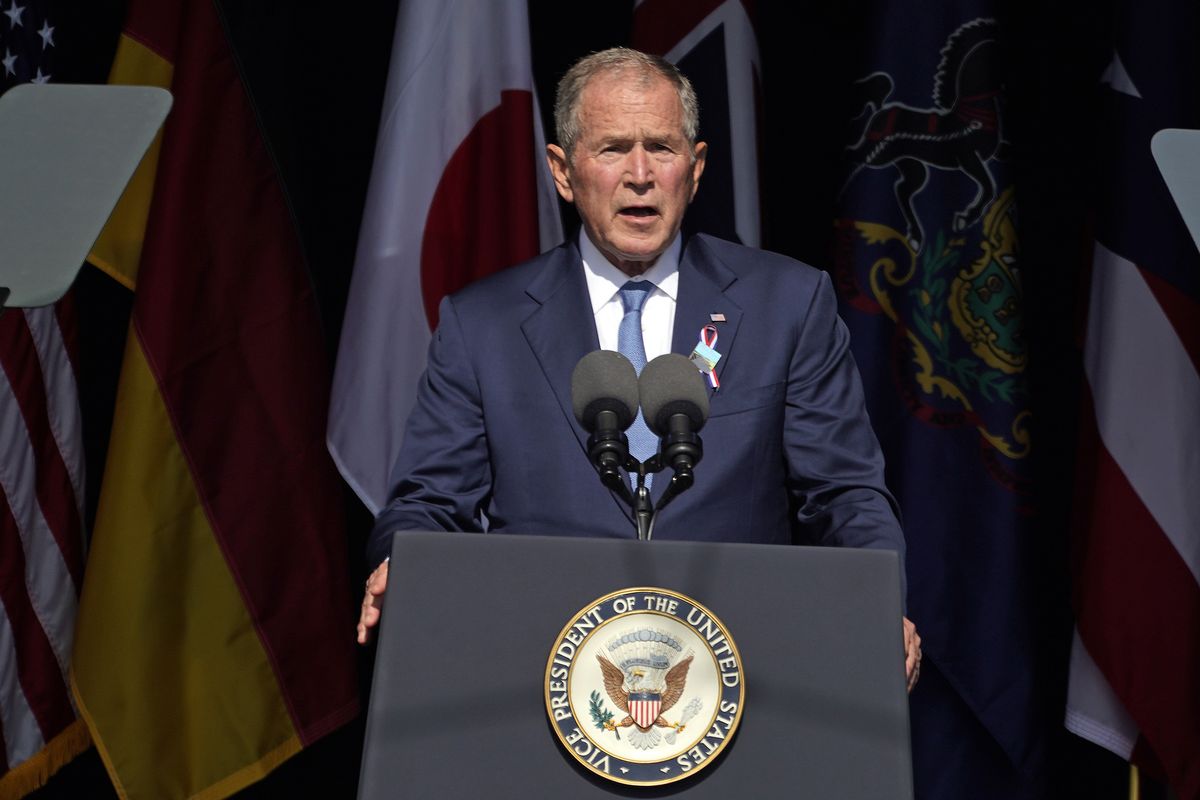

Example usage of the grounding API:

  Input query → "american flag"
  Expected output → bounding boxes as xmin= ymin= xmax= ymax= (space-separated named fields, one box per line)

xmin=1065 ymin=2 xmax=1200 ymax=795
xmin=0 ymin=0 xmax=89 ymax=794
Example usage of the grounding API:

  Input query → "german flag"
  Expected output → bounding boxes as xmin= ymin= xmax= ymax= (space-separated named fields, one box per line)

xmin=71 ymin=1 xmax=358 ymax=797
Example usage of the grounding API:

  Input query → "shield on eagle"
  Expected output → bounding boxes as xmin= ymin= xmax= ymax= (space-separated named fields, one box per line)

xmin=628 ymin=691 xmax=662 ymax=730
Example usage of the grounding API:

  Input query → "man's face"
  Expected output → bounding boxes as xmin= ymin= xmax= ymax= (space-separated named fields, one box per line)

xmin=547 ymin=72 xmax=706 ymax=277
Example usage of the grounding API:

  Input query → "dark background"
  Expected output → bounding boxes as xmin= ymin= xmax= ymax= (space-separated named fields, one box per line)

xmin=30 ymin=0 xmax=1146 ymax=797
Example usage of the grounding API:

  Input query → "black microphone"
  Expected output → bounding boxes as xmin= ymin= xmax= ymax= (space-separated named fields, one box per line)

xmin=571 ymin=351 xmax=640 ymax=493
xmin=639 ymin=354 xmax=709 ymax=498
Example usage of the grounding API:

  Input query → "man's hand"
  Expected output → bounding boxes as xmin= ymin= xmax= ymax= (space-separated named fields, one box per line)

xmin=357 ymin=559 xmax=389 ymax=645
xmin=903 ymin=616 xmax=922 ymax=693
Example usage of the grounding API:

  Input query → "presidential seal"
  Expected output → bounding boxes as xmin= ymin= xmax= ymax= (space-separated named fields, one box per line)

xmin=544 ymin=588 xmax=744 ymax=786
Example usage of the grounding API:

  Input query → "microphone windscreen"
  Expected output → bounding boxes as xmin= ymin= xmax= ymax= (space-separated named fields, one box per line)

xmin=571 ymin=350 xmax=639 ymax=431
xmin=639 ymin=354 xmax=710 ymax=435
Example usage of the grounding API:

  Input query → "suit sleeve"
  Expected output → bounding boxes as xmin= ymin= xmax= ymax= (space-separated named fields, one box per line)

xmin=366 ymin=296 xmax=492 ymax=568
xmin=785 ymin=270 xmax=907 ymax=599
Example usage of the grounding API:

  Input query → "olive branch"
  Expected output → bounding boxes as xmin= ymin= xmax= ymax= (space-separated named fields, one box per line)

xmin=589 ymin=690 xmax=619 ymax=740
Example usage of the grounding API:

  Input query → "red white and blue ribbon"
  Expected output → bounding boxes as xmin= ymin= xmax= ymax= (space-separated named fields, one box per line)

xmin=689 ymin=324 xmax=722 ymax=390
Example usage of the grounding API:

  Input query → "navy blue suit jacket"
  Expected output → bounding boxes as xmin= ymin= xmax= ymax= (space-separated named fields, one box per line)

xmin=368 ymin=234 xmax=904 ymax=594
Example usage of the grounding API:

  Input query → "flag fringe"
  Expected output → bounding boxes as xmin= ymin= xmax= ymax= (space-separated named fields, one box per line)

xmin=0 ymin=719 xmax=91 ymax=800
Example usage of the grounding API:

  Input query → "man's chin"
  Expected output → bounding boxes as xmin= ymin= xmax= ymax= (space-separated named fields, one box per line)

xmin=605 ymin=244 xmax=663 ymax=274
xmin=611 ymin=237 xmax=670 ymax=262
xmin=588 ymin=227 xmax=677 ymax=275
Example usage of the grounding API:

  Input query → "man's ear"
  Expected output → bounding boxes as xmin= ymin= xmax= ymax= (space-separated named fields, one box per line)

xmin=689 ymin=141 xmax=708 ymax=202
xmin=546 ymin=144 xmax=574 ymax=203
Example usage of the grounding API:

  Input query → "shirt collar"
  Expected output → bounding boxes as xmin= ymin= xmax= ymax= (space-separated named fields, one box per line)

xmin=580 ymin=228 xmax=681 ymax=315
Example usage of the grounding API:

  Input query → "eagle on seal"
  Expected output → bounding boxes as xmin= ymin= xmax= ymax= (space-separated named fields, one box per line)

xmin=596 ymin=652 xmax=693 ymax=733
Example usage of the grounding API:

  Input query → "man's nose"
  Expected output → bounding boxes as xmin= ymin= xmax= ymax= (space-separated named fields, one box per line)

xmin=624 ymin=145 xmax=652 ymax=188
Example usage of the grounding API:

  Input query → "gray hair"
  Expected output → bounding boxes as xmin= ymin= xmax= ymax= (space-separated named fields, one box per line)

xmin=553 ymin=47 xmax=700 ymax=162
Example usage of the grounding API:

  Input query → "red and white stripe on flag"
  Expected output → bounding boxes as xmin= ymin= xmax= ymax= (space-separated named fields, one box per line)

xmin=0 ymin=299 xmax=87 ymax=790
xmin=328 ymin=0 xmax=563 ymax=514
xmin=1067 ymin=241 xmax=1200 ymax=793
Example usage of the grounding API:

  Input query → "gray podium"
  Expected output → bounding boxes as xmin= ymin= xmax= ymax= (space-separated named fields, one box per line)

xmin=360 ymin=532 xmax=913 ymax=798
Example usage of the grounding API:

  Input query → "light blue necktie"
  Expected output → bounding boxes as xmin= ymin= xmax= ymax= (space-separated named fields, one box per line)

xmin=618 ymin=281 xmax=657 ymax=488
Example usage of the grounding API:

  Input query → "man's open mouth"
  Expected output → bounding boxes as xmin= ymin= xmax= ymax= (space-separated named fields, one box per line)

xmin=620 ymin=207 xmax=657 ymax=218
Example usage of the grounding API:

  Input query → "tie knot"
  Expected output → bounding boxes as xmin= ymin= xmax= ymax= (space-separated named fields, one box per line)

xmin=619 ymin=281 xmax=654 ymax=314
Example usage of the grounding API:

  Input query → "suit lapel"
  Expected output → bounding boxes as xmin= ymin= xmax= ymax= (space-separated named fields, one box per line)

xmin=521 ymin=241 xmax=636 ymax=524
xmin=654 ymin=236 xmax=743 ymax=508
xmin=671 ymin=236 xmax=743 ymax=394
xmin=520 ymin=241 xmax=599 ymax=458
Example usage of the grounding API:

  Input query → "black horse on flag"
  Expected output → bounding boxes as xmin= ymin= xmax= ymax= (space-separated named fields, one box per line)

xmin=844 ymin=18 xmax=1006 ymax=251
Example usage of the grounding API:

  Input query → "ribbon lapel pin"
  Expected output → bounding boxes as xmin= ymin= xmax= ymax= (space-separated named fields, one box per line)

xmin=689 ymin=324 xmax=722 ymax=391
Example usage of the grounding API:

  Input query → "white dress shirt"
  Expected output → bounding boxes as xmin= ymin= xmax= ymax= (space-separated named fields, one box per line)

xmin=580 ymin=229 xmax=680 ymax=360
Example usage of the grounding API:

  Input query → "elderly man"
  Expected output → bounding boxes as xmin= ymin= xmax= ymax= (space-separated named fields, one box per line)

xmin=358 ymin=48 xmax=920 ymax=689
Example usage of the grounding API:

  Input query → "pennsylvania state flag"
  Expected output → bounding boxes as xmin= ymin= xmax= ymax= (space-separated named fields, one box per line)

xmin=833 ymin=9 xmax=1041 ymax=799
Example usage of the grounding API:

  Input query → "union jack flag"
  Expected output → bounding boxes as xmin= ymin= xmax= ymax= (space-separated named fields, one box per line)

xmin=632 ymin=0 xmax=761 ymax=247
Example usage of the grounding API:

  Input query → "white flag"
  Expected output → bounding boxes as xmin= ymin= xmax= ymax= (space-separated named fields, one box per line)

xmin=329 ymin=0 xmax=563 ymax=513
